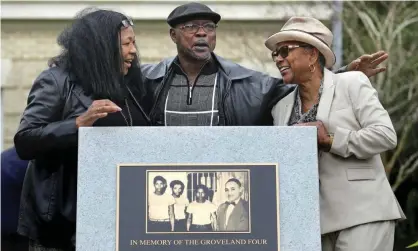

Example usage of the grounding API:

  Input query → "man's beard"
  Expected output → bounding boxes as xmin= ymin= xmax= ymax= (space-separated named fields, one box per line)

xmin=178 ymin=44 xmax=211 ymax=62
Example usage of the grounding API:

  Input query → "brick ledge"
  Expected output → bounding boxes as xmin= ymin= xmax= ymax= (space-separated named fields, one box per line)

xmin=1 ymin=1 xmax=333 ymax=20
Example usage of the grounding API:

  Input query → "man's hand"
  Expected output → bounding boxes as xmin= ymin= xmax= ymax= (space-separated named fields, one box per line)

xmin=292 ymin=121 xmax=332 ymax=151
xmin=347 ymin=50 xmax=388 ymax=78
xmin=76 ymin=99 xmax=121 ymax=128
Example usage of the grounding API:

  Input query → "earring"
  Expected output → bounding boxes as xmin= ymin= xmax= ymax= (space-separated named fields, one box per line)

xmin=309 ymin=64 xmax=316 ymax=73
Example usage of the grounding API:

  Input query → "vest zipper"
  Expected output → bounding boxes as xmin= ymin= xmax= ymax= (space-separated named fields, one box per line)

xmin=176 ymin=61 xmax=208 ymax=106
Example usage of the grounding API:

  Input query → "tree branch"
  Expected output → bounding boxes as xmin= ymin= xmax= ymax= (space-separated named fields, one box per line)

xmin=392 ymin=151 xmax=418 ymax=191
xmin=385 ymin=122 xmax=412 ymax=176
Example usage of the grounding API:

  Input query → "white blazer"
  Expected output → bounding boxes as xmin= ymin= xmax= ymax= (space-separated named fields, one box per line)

xmin=271 ymin=68 xmax=406 ymax=234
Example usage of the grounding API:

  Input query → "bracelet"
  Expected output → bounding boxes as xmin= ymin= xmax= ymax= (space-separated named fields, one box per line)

xmin=328 ymin=134 xmax=334 ymax=147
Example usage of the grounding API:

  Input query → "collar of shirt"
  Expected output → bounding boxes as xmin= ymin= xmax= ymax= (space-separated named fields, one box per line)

xmin=227 ymin=198 xmax=241 ymax=206
xmin=293 ymin=77 xmax=324 ymax=124
xmin=172 ymin=56 xmax=218 ymax=76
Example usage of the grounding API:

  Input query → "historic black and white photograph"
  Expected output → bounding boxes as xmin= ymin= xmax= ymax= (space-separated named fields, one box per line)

xmin=146 ymin=170 xmax=250 ymax=233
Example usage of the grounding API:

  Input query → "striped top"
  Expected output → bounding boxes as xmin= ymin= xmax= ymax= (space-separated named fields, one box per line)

xmin=288 ymin=79 xmax=324 ymax=126
xmin=164 ymin=59 xmax=219 ymax=126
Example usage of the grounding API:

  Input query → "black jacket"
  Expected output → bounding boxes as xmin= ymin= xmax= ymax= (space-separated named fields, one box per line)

xmin=141 ymin=53 xmax=296 ymax=126
xmin=14 ymin=66 xmax=148 ymax=248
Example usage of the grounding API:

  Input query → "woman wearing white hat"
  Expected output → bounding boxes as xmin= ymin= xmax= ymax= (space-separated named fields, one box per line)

xmin=265 ymin=17 xmax=406 ymax=251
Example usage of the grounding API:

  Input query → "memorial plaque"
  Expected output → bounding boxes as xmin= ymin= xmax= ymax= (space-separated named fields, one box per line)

xmin=76 ymin=127 xmax=320 ymax=251
xmin=116 ymin=163 xmax=280 ymax=250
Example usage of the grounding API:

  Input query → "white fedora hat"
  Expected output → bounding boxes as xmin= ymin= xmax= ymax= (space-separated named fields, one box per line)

xmin=264 ymin=16 xmax=336 ymax=68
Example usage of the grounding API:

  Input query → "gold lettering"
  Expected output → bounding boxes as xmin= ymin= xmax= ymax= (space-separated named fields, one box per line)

xmin=194 ymin=239 xmax=249 ymax=245
xmin=136 ymin=240 xmax=172 ymax=246
xmin=185 ymin=239 xmax=200 ymax=245
xmin=133 ymin=239 xmax=257 ymax=246
xmin=247 ymin=239 xmax=268 ymax=245
xmin=230 ymin=239 xmax=246 ymax=245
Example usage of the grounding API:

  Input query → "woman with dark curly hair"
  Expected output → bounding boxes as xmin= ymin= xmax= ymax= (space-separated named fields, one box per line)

xmin=14 ymin=8 xmax=149 ymax=251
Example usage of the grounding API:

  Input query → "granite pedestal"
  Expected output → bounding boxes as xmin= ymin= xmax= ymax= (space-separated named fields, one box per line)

xmin=76 ymin=126 xmax=320 ymax=251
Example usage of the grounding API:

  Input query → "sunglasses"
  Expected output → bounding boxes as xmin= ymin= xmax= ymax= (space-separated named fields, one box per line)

xmin=121 ymin=18 xmax=134 ymax=28
xmin=271 ymin=44 xmax=311 ymax=61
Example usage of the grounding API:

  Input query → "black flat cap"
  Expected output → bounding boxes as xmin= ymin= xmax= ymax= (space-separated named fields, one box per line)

xmin=167 ymin=2 xmax=221 ymax=27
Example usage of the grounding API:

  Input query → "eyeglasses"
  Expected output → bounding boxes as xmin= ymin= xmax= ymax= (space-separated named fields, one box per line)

xmin=179 ymin=23 xmax=218 ymax=34
xmin=271 ymin=44 xmax=311 ymax=61
xmin=121 ymin=18 xmax=134 ymax=28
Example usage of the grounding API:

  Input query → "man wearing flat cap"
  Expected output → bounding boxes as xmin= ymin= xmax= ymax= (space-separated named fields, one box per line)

xmin=141 ymin=2 xmax=388 ymax=127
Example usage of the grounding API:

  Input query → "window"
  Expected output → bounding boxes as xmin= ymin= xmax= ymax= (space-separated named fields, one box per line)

xmin=186 ymin=172 xmax=218 ymax=202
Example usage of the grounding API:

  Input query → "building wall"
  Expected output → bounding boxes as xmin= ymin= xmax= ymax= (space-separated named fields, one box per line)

xmin=0 ymin=20 xmax=283 ymax=149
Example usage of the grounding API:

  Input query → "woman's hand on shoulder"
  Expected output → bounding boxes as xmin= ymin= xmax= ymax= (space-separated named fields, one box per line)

xmin=76 ymin=99 xmax=121 ymax=128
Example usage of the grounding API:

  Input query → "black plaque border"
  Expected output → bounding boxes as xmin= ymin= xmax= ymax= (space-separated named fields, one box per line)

xmin=116 ymin=163 xmax=280 ymax=251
